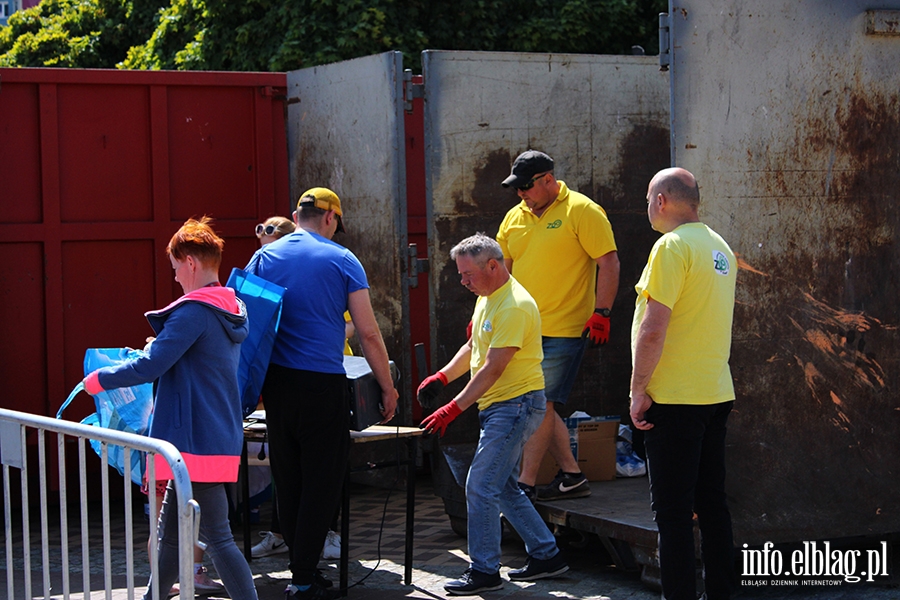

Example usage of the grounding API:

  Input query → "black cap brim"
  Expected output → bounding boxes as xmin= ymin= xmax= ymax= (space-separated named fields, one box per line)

xmin=501 ymin=174 xmax=522 ymax=188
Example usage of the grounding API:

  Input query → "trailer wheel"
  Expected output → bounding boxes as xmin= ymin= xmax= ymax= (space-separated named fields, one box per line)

xmin=449 ymin=515 xmax=468 ymax=538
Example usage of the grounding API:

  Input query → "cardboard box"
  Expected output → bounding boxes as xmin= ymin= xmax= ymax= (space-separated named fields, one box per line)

xmin=533 ymin=416 xmax=620 ymax=484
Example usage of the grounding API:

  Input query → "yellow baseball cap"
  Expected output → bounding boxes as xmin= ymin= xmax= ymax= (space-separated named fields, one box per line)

xmin=297 ymin=187 xmax=344 ymax=233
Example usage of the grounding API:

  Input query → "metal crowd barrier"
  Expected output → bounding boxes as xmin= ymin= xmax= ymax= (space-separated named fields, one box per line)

xmin=0 ymin=407 xmax=199 ymax=600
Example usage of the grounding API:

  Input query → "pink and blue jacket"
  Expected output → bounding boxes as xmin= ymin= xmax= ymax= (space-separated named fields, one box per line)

xmin=85 ymin=287 xmax=248 ymax=483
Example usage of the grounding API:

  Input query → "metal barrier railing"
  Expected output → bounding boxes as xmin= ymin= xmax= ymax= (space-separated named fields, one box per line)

xmin=0 ymin=407 xmax=199 ymax=600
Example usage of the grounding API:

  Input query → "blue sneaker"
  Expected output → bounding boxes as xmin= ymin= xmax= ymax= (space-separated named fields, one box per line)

xmin=508 ymin=551 xmax=569 ymax=581
xmin=285 ymin=582 xmax=339 ymax=599
xmin=444 ymin=568 xmax=503 ymax=595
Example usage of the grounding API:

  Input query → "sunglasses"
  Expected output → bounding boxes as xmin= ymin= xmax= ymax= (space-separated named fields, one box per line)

xmin=516 ymin=172 xmax=549 ymax=191
xmin=255 ymin=224 xmax=277 ymax=237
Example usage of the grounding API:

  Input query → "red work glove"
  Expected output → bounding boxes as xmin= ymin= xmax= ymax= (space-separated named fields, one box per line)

xmin=582 ymin=310 xmax=611 ymax=347
xmin=419 ymin=400 xmax=462 ymax=437
xmin=417 ymin=371 xmax=448 ymax=406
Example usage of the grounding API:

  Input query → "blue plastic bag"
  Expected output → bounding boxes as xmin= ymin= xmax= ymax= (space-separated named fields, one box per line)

xmin=226 ymin=268 xmax=285 ymax=417
xmin=615 ymin=424 xmax=647 ymax=478
xmin=56 ymin=348 xmax=154 ymax=486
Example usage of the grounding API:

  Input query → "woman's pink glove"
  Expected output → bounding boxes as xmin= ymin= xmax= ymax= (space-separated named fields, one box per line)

xmin=83 ymin=371 xmax=105 ymax=396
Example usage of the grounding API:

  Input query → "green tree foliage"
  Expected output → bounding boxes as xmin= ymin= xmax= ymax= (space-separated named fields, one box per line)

xmin=0 ymin=0 xmax=166 ymax=67
xmin=1 ymin=0 xmax=667 ymax=71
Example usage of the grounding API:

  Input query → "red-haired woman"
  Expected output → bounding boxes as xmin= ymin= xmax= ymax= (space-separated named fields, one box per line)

xmin=84 ymin=217 xmax=257 ymax=600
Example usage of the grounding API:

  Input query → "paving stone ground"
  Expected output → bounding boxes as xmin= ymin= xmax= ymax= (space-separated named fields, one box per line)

xmin=3 ymin=475 xmax=898 ymax=599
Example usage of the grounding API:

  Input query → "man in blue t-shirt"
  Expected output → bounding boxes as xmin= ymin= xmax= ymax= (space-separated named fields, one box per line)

xmin=247 ymin=188 xmax=398 ymax=600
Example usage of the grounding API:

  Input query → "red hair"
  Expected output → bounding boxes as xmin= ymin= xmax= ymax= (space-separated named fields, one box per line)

xmin=166 ymin=216 xmax=224 ymax=270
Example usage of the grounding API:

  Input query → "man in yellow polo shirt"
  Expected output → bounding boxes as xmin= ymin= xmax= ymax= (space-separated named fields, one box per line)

xmin=497 ymin=150 xmax=620 ymax=501
xmin=630 ymin=167 xmax=737 ymax=600
xmin=417 ymin=233 xmax=567 ymax=595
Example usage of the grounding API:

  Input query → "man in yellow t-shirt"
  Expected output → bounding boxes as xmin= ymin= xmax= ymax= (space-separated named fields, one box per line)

xmin=497 ymin=150 xmax=620 ymax=501
xmin=417 ymin=233 xmax=567 ymax=595
xmin=630 ymin=167 xmax=737 ymax=600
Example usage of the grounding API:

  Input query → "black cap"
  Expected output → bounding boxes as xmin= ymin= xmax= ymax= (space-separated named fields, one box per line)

xmin=501 ymin=150 xmax=554 ymax=188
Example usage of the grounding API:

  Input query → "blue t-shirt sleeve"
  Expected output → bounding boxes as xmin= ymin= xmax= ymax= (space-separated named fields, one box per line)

xmin=343 ymin=252 xmax=369 ymax=294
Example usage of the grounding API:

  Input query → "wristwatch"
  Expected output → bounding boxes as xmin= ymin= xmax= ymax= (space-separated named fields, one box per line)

xmin=594 ymin=308 xmax=611 ymax=317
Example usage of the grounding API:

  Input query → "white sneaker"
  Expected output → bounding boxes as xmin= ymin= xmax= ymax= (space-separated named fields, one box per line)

xmin=322 ymin=530 xmax=341 ymax=560
xmin=193 ymin=565 xmax=224 ymax=593
xmin=251 ymin=530 xmax=289 ymax=558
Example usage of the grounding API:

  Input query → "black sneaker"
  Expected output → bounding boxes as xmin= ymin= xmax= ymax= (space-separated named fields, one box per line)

xmin=517 ymin=481 xmax=536 ymax=502
xmin=508 ymin=551 xmax=569 ymax=581
xmin=444 ymin=568 xmax=503 ymax=595
xmin=285 ymin=581 xmax=340 ymax=599
xmin=537 ymin=470 xmax=590 ymax=500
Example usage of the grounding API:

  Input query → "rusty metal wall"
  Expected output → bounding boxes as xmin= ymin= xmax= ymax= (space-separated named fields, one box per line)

xmin=670 ymin=1 xmax=900 ymax=543
xmin=286 ymin=52 xmax=411 ymax=422
xmin=422 ymin=51 xmax=670 ymax=436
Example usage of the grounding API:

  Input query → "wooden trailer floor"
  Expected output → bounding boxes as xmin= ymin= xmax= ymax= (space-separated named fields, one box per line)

xmin=534 ymin=476 xmax=660 ymax=576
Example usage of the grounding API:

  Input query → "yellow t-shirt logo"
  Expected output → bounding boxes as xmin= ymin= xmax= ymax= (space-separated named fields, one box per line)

xmin=546 ymin=219 xmax=562 ymax=229
xmin=713 ymin=250 xmax=730 ymax=276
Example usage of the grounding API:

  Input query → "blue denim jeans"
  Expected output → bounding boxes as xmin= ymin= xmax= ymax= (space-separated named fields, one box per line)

xmin=466 ymin=390 xmax=558 ymax=574
xmin=541 ymin=337 xmax=586 ymax=405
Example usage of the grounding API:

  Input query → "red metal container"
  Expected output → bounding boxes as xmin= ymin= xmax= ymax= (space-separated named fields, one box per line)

xmin=0 ymin=68 xmax=289 ymax=424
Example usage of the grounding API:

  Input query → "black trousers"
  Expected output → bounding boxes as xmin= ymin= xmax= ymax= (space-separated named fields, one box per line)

xmin=262 ymin=364 xmax=350 ymax=585
xmin=644 ymin=401 xmax=736 ymax=600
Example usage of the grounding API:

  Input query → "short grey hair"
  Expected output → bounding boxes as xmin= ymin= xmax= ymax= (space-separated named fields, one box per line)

xmin=450 ymin=232 xmax=504 ymax=264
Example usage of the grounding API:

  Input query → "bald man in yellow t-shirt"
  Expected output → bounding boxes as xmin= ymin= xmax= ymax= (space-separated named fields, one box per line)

xmin=630 ymin=167 xmax=737 ymax=600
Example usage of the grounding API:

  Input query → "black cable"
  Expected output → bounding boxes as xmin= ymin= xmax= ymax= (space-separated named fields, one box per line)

xmin=341 ymin=423 xmax=405 ymax=591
